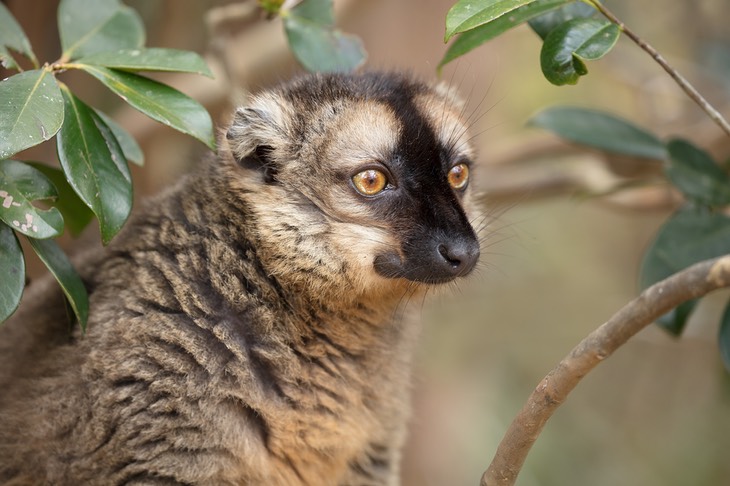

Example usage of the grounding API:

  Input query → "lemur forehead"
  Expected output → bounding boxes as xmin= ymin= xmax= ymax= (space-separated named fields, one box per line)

xmin=316 ymin=88 xmax=474 ymax=165
xmin=319 ymin=100 xmax=401 ymax=167
xmin=414 ymin=90 xmax=475 ymax=161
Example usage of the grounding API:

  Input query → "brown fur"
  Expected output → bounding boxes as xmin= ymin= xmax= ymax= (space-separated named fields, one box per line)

xmin=0 ymin=72 xmax=480 ymax=485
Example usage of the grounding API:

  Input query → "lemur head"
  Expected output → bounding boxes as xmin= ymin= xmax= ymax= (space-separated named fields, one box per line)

xmin=222 ymin=72 xmax=480 ymax=302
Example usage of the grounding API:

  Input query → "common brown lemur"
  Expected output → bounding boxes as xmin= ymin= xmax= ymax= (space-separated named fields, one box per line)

xmin=0 ymin=71 xmax=481 ymax=485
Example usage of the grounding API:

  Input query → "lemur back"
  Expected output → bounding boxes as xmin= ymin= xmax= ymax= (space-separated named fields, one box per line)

xmin=0 ymin=71 xmax=480 ymax=485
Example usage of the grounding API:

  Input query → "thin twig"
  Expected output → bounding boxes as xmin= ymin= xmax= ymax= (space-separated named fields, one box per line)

xmin=586 ymin=0 xmax=730 ymax=137
xmin=481 ymin=254 xmax=730 ymax=486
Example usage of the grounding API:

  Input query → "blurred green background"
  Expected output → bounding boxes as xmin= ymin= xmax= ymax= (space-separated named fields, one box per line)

xmin=5 ymin=0 xmax=730 ymax=484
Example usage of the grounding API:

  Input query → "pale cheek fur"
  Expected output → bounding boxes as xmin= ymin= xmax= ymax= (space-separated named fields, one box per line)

xmin=330 ymin=222 xmax=399 ymax=290
xmin=249 ymin=184 xmax=407 ymax=299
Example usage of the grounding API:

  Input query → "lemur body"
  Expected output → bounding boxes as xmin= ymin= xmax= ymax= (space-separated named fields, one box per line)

xmin=0 ymin=72 xmax=480 ymax=485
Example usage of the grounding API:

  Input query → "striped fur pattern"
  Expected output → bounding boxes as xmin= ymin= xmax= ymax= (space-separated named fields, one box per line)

xmin=0 ymin=72 xmax=480 ymax=485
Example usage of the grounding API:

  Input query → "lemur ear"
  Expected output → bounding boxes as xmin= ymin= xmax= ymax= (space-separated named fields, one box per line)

xmin=226 ymin=95 xmax=289 ymax=183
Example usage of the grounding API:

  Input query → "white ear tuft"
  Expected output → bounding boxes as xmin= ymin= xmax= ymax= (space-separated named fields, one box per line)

xmin=225 ymin=93 xmax=290 ymax=161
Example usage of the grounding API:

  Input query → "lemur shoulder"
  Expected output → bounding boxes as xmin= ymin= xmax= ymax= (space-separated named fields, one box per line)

xmin=0 ymin=71 xmax=481 ymax=486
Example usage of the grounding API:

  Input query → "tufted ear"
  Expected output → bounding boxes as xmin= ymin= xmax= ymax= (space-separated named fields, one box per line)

xmin=225 ymin=94 xmax=290 ymax=183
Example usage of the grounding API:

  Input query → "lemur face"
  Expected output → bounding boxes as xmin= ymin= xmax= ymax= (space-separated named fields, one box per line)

xmin=225 ymin=72 xmax=480 ymax=296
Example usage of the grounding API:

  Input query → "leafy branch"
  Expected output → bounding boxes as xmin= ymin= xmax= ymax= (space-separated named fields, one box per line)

xmin=0 ymin=0 xmax=215 ymax=327
xmin=443 ymin=0 xmax=730 ymax=367
xmin=441 ymin=1 xmax=730 ymax=484
xmin=258 ymin=0 xmax=366 ymax=73
xmin=442 ymin=0 xmax=730 ymax=136
xmin=582 ymin=0 xmax=730 ymax=136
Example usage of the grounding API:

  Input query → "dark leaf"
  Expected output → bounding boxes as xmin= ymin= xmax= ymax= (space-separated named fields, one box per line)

xmin=27 ymin=236 xmax=88 ymax=330
xmin=529 ymin=106 xmax=667 ymax=159
xmin=0 ymin=2 xmax=38 ymax=69
xmin=656 ymin=301 xmax=697 ymax=337
xmin=440 ymin=0 xmax=572 ymax=68
xmin=284 ymin=16 xmax=366 ymax=73
xmin=58 ymin=0 xmax=144 ymax=60
xmin=540 ymin=18 xmax=620 ymax=85
xmin=29 ymin=162 xmax=95 ymax=236
xmin=0 ymin=69 xmax=64 ymax=159
xmin=77 ymin=65 xmax=215 ymax=150
xmin=94 ymin=110 xmax=144 ymax=166
xmin=57 ymin=86 xmax=132 ymax=244
xmin=528 ymin=1 xmax=596 ymax=39
xmin=640 ymin=206 xmax=730 ymax=335
xmin=0 ymin=159 xmax=64 ymax=239
xmin=0 ymin=223 xmax=24 ymax=323
xmin=666 ymin=138 xmax=730 ymax=206
xmin=283 ymin=0 xmax=366 ymax=73
xmin=0 ymin=159 xmax=58 ymax=200
xmin=719 ymin=299 xmax=730 ymax=372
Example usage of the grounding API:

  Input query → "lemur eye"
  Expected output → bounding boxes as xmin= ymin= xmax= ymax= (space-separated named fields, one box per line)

xmin=352 ymin=169 xmax=388 ymax=196
xmin=448 ymin=163 xmax=470 ymax=190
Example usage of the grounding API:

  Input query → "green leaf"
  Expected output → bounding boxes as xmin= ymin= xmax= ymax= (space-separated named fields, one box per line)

xmin=0 ymin=159 xmax=64 ymax=239
xmin=440 ymin=0 xmax=573 ymax=68
xmin=0 ymin=69 xmax=64 ymax=159
xmin=0 ymin=46 xmax=17 ymax=71
xmin=95 ymin=110 xmax=144 ymax=166
xmin=640 ymin=206 xmax=730 ymax=335
xmin=76 ymin=65 xmax=215 ymax=150
xmin=284 ymin=19 xmax=366 ymax=73
xmin=0 ymin=2 xmax=38 ymax=69
xmin=656 ymin=301 xmax=697 ymax=336
xmin=58 ymin=0 xmax=145 ymax=61
xmin=78 ymin=48 xmax=213 ymax=78
xmin=27 ymin=236 xmax=88 ymax=330
xmin=666 ymin=138 xmax=730 ymax=206
xmin=0 ymin=159 xmax=58 ymax=200
xmin=57 ymin=86 xmax=132 ymax=244
xmin=29 ymin=163 xmax=95 ymax=236
xmin=288 ymin=0 xmax=334 ymax=25
xmin=0 ymin=223 xmax=24 ymax=323
xmin=445 ymin=0 xmax=536 ymax=41
xmin=719 ymin=299 xmax=730 ymax=372
xmin=540 ymin=18 xmax=620 ymax=85
xmin=529 ymin=106 xmax=667 ymax=159
xmin=283 ymin=0 xmax=366 ymax=73
xmin=528 ymin=1 xmax=596 ymax=39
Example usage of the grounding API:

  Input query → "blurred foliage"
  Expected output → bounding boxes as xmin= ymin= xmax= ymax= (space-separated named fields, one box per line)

xmin=279 ymin=0 xmax=366 ymax=72
xmin=444 ymin=0 xmax=730 ymax=371
xmin=0 ymin=0 xmax=214 ymax=327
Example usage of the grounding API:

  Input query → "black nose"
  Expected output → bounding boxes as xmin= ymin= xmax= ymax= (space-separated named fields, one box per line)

xmin=373 ymin=234 xmax=481 ymax=284
xmin=436 ymin=238 xmax=480 ymax=278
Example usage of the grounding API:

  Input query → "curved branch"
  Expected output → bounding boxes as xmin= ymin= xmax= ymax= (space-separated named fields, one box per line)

xmin=481 ymin=254 xmax=730 ymax=486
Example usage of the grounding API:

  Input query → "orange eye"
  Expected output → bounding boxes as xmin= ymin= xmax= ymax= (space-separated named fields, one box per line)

xmin=448 ymin=163 xmax=469 ymax=190
xmin=352 ymin=169 xmax=388 ymax=196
